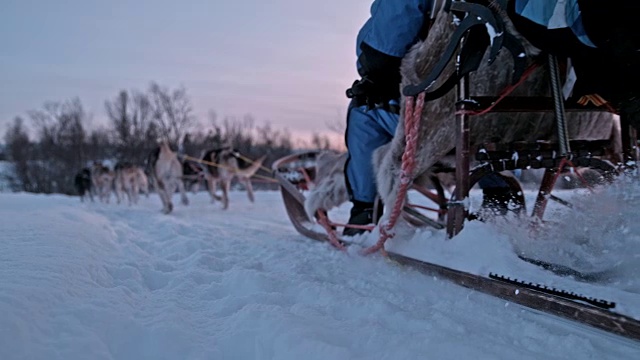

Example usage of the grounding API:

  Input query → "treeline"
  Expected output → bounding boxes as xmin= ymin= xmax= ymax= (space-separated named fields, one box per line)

xmin=3 ymin=82 xmax=338 ymax=195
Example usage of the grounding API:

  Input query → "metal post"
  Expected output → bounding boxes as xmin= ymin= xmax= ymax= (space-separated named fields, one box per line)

xmin=448 ymin=73 xmax=471 ymax=238
xmin=531 ymin=55 xmax=572 ymax=221
xmin=548 ymin=54 xmax=571 ymax=156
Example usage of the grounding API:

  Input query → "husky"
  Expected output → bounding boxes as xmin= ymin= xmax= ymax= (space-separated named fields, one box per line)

xmin=136 ymin=167 xmax=150 ymax=198
xmin=182 ymin=158 xmax=205 ymax=194
xmin=147 ymin=141 xmax=189 ymax=214
xmin=91 ymin=162 xmax=116 ymax=204
xmin=114 ymin=162 xmax=149 ymax=205
xmin=201 ymin=147 xmax=266 ymax=209
xmin=303 ymin=151 xmax=349 ymax=219
xmin=74 ymin=167 xmax=94 ymax=202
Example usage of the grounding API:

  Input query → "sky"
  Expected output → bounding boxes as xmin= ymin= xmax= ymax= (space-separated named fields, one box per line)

xmin=0 ymin=0 xmax=373 ymax=144
xmin=2 ymin=188 xmax=640 ymax=359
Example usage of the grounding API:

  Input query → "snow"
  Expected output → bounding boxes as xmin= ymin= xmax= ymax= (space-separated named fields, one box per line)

xmin=1 ymin=187 xmax=640 ymax=359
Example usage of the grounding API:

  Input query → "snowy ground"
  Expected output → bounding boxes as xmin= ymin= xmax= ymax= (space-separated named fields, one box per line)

xmin=1 ymin=186 xmax=640 ymax=360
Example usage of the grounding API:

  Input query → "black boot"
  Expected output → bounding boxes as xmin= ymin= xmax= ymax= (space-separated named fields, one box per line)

xmin=343 ymin=200 xmax=382 ymax=237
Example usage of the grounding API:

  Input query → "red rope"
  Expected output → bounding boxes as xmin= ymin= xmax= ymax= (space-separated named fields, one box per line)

xmin=456 ymin=62 xmax=540 ymax=116
xmin=554 ymin=158 xmax=596 ymax=193
xmin=316 ymin=210 xmax=347 ymax=251
xmin=298 ymin=167 xmax=314 ymax=187
xmin=362 ymin=93 xmax=425 ymax=255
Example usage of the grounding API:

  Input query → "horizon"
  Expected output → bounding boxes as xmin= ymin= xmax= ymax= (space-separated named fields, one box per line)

xmin=0 ymin=0 xmax=373 ymax=148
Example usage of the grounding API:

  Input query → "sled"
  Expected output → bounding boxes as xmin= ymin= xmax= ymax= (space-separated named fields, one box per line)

xmin=272 ymin=0 xmax=640 ymax=342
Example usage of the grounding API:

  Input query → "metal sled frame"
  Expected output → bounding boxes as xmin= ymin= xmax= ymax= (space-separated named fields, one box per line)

xmin=446 ymin=62 xmax=637 ymax=236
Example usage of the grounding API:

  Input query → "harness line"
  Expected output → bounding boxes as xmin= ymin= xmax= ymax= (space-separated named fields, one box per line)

xmin=181 ymin=154 xmax=278 ymax=184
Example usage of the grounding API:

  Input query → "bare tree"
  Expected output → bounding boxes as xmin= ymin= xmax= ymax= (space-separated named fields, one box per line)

xmin=310 ymin=132 xmax=333 ymax=150
xmin=148 ymin=82 xmax=195 ymax=146
xmin=27 ymin=98 xmax=89 ymax=194
xmin=85 ymin=127 xmax=113 ymax=162
xmin=3 ymin=117 xmax=32 ymax=191
xmin=106 ymin=90 xmax=133 ymax=146
xmin=105 ymin=89 xmax=154 ymax=163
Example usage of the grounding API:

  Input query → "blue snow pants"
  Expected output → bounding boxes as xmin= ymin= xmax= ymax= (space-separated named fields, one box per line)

xmin=344 ymin=101 xmax=509 ymax=203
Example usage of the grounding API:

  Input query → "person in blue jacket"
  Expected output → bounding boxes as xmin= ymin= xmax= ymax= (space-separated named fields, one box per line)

xmin=342 ymin=0 xmax=433 ymax=236
xmin=342 ymin=0 xmax=638 ymax=236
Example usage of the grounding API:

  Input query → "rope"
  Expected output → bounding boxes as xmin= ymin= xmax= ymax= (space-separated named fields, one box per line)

xmin=555 ymin=158 xmax=596 ymax=194
xmin=182 ymin=154 xmax=278 ymax=184
xmin=362 ymin=92 xmax=425 ymax=255
xmin=316 ymin=211 xmax=347 ymax=251
xmin=316 ymin=213 xmax=375 ymax=251
xmin=298 ymin=168 xmax=314 ymax=187
xmin=456 ymin=62 xmax=540 ymax=116
xmin=236 ymin=153 xmax=272 ymax=174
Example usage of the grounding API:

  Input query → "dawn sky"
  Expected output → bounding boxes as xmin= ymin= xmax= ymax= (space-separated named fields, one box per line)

xmin=0 ymin=0 xmax=373 ymax=144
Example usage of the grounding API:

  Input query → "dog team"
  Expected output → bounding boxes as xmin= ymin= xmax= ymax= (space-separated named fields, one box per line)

xmin=74 ymin=140 xmax=266 ymax=214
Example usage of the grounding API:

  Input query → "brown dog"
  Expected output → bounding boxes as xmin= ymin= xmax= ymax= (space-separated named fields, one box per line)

xmin=114 ymin=162 xmax=148 ymax=205
xmin=201 ymin=147 xmax=266 ymax=209
xmin=91 ymin=162 xmax=115 ymax=204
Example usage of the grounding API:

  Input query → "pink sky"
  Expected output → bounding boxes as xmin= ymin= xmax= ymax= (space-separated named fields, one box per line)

xmin=0 ymin=0 xmax=374 ymax=147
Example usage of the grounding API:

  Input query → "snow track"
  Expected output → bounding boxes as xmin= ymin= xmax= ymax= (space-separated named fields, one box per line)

xmin=1 ymin=191 xmax=639 ymax=359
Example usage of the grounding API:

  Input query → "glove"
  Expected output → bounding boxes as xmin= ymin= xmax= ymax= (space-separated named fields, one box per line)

xmin=346 ymin=42 xmax=403 ymax=112
xmin=346 ymin=77 xmax=400 ymax=113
